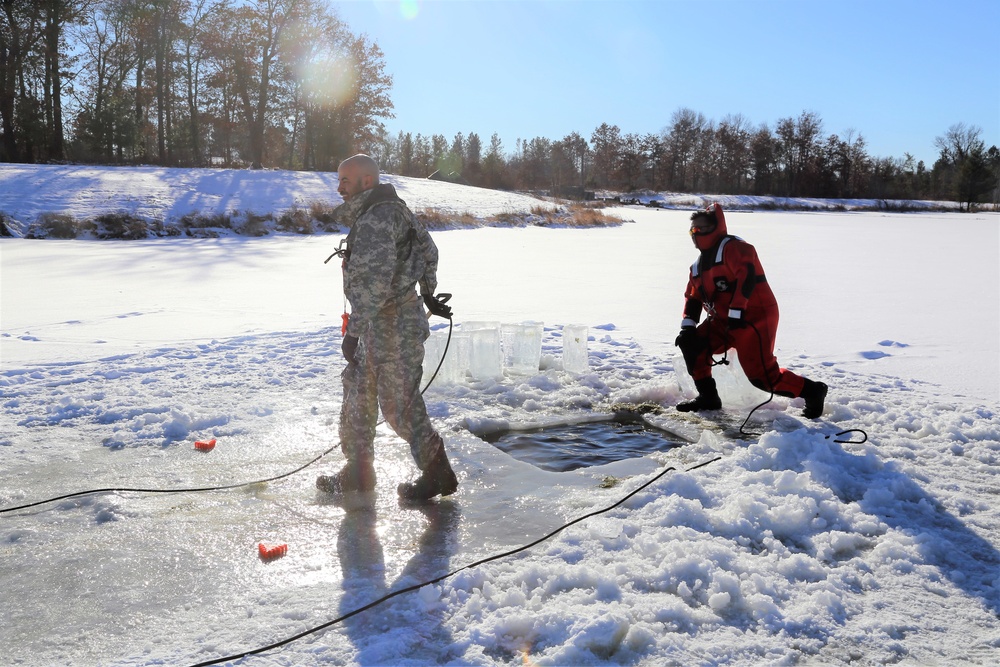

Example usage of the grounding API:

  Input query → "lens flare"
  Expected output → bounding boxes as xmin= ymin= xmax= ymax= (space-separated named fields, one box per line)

xmin=372 ymin=0 xmax=420 ymax=21
xmin=302 ymin=55 xmax=358 ymax=109
xmin=398 ymin=0 xmax=420 ymax=20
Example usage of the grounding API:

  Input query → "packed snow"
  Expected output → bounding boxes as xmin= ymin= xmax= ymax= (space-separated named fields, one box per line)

xmin=1 ymin=164 xmax=999 ymax=666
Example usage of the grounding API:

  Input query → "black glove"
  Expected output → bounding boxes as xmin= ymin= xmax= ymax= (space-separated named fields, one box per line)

xmin=342 ymin=335 xmax=359 ymax=364
xmin=674 ymin=327 xmax=697 ymax=349
xmin=422 ymin=293 xmax=453 ymax=319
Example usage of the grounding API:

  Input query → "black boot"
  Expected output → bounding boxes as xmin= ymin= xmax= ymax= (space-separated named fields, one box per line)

xmin=677 ymin=377 xmax=722 ymax=412
xmin=398 ymin=444 xmax=458 ymax=503
xmin=316 ymin=459 xmax=376 ymax=495
xmin=800 ymin=379 xmax=828 ymax=419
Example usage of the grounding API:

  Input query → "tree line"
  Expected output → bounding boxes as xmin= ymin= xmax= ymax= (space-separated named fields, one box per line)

xmin=374 ymin=115 xmax=998 ymax=211
xmin=3 ymin=1 xmax=997 ymax=209
xmin=2 ymin=0 xmax=391 ymax=169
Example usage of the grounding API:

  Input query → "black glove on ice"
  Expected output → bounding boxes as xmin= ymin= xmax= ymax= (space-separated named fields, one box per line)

xmin=342 ymin=335 xmax=359 ymax=364
xmin=422 ymin=293 xmax=453 ymax=319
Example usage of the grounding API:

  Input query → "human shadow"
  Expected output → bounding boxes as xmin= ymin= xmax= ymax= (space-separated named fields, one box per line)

xmin=337 ymin=500 xmax=462 ymax=664
xmin=793 ymin=431 xmax=1000 ymax=618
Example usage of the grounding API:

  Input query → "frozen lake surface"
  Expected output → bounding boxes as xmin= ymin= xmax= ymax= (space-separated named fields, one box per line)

xmin=2 ymin=168 xmax=999 ymax=665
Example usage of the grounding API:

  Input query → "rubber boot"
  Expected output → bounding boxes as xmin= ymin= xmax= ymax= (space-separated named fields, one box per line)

xmin=677 ymin=377 xmax=723 ymax=413
xmin=397 ymin=443 xmax=458 ymax=503
xmin=316 ymin=459 xmax=376 ymax=495
xmin=800 ymin=379 xmax=828 ymax=419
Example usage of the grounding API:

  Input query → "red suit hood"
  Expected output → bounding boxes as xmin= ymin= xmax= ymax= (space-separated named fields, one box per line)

xmin=693 ymin=202 xmax=728 ymax=252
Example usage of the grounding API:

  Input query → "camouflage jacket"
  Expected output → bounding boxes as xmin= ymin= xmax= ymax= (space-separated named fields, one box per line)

xmin=337 ymin=183 xmax=438 ymax=338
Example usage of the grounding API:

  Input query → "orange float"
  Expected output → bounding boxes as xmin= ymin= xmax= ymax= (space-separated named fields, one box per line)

xmin=194 ymin=438 xmax=216 ymax=451
xmin=258 ymin=542 xmax=288 ymax=560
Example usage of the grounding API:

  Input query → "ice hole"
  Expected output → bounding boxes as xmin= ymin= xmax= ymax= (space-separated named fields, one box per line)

xmin=475 ymin=416 xmax=686 ymax=472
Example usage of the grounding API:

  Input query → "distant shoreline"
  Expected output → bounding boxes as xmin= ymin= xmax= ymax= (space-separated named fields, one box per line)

xmin=1 ymin=163 xmax=987 ymax=241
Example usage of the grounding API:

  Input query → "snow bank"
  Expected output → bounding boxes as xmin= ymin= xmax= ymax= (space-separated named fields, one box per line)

xmin=0 ymin=164 xmax=554 ymax=234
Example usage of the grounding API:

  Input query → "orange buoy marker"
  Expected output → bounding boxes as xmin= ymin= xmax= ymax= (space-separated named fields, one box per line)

xmin=194 ymin=438 xmax=217 ymax=451
xmin=258 ymin=542 xmax=288 ymax=560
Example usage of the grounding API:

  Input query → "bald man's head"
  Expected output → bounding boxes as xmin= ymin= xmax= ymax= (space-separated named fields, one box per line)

xmin=337 ymin=154 xmax=380 ymax=202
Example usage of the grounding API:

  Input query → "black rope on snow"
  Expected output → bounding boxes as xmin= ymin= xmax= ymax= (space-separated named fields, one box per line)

xmin=700 ymin=319 xmax=775 ymax=439
xmin=185 ymin=456 xmax=723 ymax=667
xmin=828 ymin=429 xmax=868 ymax=444
xmin=0 ymin=447 xmax=341 ymax=514
xmin=726 ymin=322 xmax=868 ymax=445
xmin=183 ymin=422 xmax=866 ymax=665
xmin=734 ymin=319 xmax=776 ymax=438
xmin=0 ymin=318 xmax=455 ymax=515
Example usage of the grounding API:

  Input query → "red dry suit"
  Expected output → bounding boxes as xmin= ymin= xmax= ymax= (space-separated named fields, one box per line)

xmin=680 ymin=204 xmax=807 ymax=398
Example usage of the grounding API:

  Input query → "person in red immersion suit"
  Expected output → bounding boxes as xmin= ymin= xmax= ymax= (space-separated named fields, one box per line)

xmin=674 ymin=203 xmax=828 ymax=418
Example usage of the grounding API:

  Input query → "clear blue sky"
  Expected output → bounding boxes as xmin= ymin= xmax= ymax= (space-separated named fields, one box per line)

xmin=334 ymin=0 xmax=999 ymax=166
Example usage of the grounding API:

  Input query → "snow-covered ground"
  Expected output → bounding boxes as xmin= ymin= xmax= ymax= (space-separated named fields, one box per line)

xmin=1 ymin=165 xmax=999 ymax=666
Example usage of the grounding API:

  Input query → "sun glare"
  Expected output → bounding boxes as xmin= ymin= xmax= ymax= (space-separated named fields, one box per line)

xmin=398 ymin=0 xmax=420 ymax=20
xmin=302 ymin=56 xmax=358 ymax=109
xmin=371 ymin=0 xmax=420 ymax=22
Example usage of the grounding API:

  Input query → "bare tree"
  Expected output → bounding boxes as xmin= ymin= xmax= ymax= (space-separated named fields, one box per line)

xmin=935 ymin=122 xmax=984 ymax=162
xmin=935 ymin=123 xmax=992 ymax=211
xmin=618 ymin=132 xmax=644 ymax=191
xmin=643 ymin=132 xmax=668 ymax=190
xmin=42 ymin=0 xmax=85 ymax=159
xmin=178 ymin=0 xmax=213 ymax=165
xmin=217 ymin=0 xmax=299 ymax=168
xmin=749 ymin=123 xmax=777 ymax=195
xmin=665 ymin=108 xmax=706 ymax=191
xmin=715 ymin=113 xmax=752 ymax=193
xmin=75 ymin=1 xmax=121 ymax=158
xmin=1 ymin=0 xmax=44 ymax=161
xmin=775 ymin=110 xmax=824 ymax=196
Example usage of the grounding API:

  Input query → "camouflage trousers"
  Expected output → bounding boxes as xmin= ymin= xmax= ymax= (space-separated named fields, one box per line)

xmin=338 ymin=295 xmax=443 ymax=471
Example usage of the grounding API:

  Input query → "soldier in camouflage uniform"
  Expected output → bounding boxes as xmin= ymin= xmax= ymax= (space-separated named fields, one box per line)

xmin=316 ymin=154 xmax=458 ymax=502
